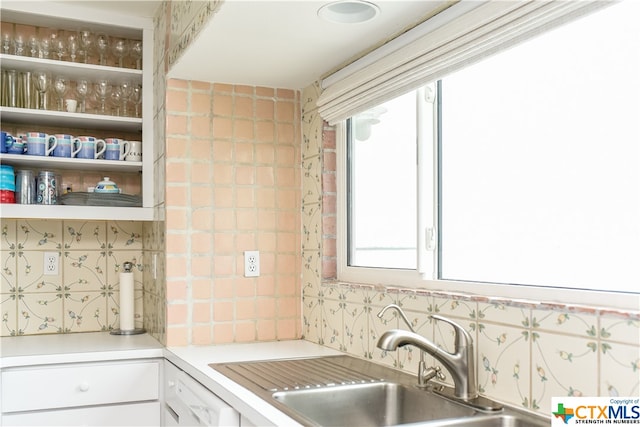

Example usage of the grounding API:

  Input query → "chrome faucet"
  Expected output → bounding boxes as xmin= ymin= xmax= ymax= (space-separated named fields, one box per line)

xmin=377 ymin=314 xmax=477 ymax=400
xmin=377 ymin=304 xmax=444 ymax=388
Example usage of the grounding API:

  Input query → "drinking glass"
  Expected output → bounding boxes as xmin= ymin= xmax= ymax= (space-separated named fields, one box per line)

xmin=50 ymin=32 xmax=66 ymax=61
xmin=2 ymin=32 xmax=12 ymax=54
xmin=78 ymin=29 xmax=93 ymax=64
xmin=131 ymin=84 xmax=142 ymax=118
xmin=53 ymin=75 xmax=69 ymax=111
xmin=67 ymin=33 xmax=79 ymax=62
xmin=32 ymin=70 xmax=51 ymax=110
xmin=28 ymin=35 xmax=38 ymax=57
xmin=112 ymin=38 xmax=128 ymax=68
xmin=118 ymin=80 xmax=133 ymax=116
xmin=13 ymin=34 xmax=25 ymax=56
xmin=76 ymin=79 xmax=91 ymax=113
xmin=39 ymin=35 xmax=50 ymax=59
xmin=95 ymin=32 xmax=109 ymax=65
xmin=130 ymin=40 xmax=143 ymax=70
xmin=110 ymin=85 xmax=122 ymax=116
xmin=94 ymin=79 xmax=110 ymax=114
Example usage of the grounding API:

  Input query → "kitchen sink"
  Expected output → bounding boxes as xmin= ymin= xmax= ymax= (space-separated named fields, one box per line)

xmin=273 ymin=381 xmax=476 ymax=426
xmin=209 ymin=355 xmax=548 ymax=427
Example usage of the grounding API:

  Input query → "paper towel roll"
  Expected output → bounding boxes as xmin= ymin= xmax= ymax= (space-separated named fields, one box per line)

xmin=119 ymin=265 xmax=135 ymax=331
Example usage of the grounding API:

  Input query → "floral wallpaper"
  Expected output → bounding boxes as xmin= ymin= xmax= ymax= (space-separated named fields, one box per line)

xmin=1 ymin=219 xmax=144 ymax=336
xmin=300 ymin=80 xmax=640 ymax=418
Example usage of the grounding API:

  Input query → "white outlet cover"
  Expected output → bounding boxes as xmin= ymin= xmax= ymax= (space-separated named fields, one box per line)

xmin=44 ymin=252 xmax=59 ymax=276
xmin=244 ymin=250 xmax=260 ymax=277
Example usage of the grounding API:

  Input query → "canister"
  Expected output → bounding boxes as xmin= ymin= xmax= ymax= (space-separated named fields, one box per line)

xmin=15 ymin=170 xmax=36 ymax=204
xmin=36 ymin=170 xmax=58 ymax=205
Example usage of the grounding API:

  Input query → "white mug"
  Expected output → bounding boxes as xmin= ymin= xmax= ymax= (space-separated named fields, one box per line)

xmin=125 ymin=140 xmax=142 ymax=162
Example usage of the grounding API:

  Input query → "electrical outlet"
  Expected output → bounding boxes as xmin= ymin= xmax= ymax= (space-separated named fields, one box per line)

xmin=244 ymin=250 xmax=260 ymax=277
xmin=44 ymin=252 xmax=59 ymax=276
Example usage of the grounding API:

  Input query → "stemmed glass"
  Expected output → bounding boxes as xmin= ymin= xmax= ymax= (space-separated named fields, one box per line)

xmin=39 ymin=35 xmax=50 ymax=59
xmin=131 ymin=84 xmax=142 ymax=118
xmin=94 ymin=79 xmax=110 ymax=114
xmin=112 ymin=38 xmax=129 ymax=68
xmin=50 ymin=32 xmax=66 ymax=61
xmin=32 ymin=70 xmax=51 ymax=110
xmin=109 ymin=85 xmax=122 ymax=116
xmin=1 ymin=32 xmax=11 ymax=55
xmin=67 ymin=33 xmax=79 ymax=62
xmin=53 ymin=75 xmax=69 ymax=111
xmin=28 ymin=35 xmax=38 ymax=57
xmin=78 ymin=29 xmax=93 ymax=64
xmin=95 ymin=33 xmax=109 ymax=65
xmin=13 ymin=34 xmax=25 ymax=56
xmin=76 ymin=79 xmax=91 ymax=113
xmin=130 ymin=40 xmax=143 ymax=70
xmin=118 ymin=80 xmax=133 ymax=116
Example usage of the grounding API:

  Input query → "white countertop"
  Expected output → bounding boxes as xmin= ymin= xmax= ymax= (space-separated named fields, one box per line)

xmin=165 ymin=341 xmax=342 ymax=426
xmin=0 ymin=332 xmax=164 ymax=368
xmin=0 ymin=332 xmax=342 ymax=426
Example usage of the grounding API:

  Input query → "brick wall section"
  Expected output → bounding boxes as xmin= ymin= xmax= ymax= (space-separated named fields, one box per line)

xmin=321 ymin=122 xmax=337 ymax=280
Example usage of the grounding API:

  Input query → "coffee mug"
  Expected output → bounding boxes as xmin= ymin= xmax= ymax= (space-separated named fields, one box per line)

xmin=72 ymin=136 xmax=106 ymax=159
xmin=6 ymin=136 xmax=25 ymax=155
xmin=52 ymin=134 xmax=74 ymax=158
xmin=104 ymin=138 xmax=130 ymax=161
xmin=125 ymin=140 xmax=142 ymax=162
xmin=26 ymin=132 xmax=58 ymax=156
xmin=1 ymin=131 xmax=15 ymax=154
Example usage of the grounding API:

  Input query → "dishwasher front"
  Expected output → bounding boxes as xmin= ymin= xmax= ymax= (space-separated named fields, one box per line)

xmin=164 ymin=364 xmax=239 ymax=427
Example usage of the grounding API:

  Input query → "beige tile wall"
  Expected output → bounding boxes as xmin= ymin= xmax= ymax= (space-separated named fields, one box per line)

xmin=1 ymin=219 xmax=144 ymax=336
xmin=164 ymin=79 xmax=302 ymax=346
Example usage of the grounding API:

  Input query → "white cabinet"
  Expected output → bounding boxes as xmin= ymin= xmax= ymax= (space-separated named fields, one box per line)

xmin=1 ymin=359 xmax=162 ymax=426
xmin=0 ymin=2 xmax=154 ymax=221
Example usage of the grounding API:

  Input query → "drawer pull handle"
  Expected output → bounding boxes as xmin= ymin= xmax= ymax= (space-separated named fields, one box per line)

xmin=79 ymin=382 xmax=90 ymax=392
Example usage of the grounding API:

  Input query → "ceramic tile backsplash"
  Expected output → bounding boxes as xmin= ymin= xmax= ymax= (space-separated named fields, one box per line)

xmin=1 ymin=219 xmax=144 ymax=336
xmin=164 ymin=79 xmax=302 ymax=346
xmin=299 ymin=81 xmax=640 ymax=418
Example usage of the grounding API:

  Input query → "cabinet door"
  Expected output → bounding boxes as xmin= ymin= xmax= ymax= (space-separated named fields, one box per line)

xmin=1 ymin=401 xmax=160 ymax=426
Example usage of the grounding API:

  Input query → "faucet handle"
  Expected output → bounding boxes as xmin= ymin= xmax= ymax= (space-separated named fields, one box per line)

xmin=430 ymin=315 xmax=473 ymax=350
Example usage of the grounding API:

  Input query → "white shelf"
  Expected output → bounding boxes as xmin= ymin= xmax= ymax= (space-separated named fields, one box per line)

xmin=0 ymin=204 xmax=154 ymax=221
xmin=0 ymin=54 xmax=142 ymax=84
xmin=0 ymin=154 xmax=142 ymax=172
xmin=0 ymin=107 xmax=142 ymax=133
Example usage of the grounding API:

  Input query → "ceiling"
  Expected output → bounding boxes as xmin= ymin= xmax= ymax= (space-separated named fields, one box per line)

xmin=61 ymin=1 xmax=447 ymax=90
xmin=168 ymin=1 xmax=447 ymax=89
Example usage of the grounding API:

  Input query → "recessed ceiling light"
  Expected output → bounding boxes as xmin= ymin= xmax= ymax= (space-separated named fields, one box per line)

xmin=318 ymin=1 xmax=380 ymax=24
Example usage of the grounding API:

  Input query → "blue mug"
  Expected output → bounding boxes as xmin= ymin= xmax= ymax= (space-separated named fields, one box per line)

xmin=26 ymin=132 xmax=57 ymax=156
xmin=72 ymin=136 xmax=106 ymax=159
xmin=52 ymin=134 xmax=74 ymax=158
xmin=1 ymin=131 xmax=15 ymax=154
xmin=6 ymin=135 xmax=25 ymax=154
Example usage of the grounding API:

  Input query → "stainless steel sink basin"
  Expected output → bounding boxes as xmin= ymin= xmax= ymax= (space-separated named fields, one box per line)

xmin=209 ymin=355 xmax=548 ymax=427
xmin=273 ymin=381 xmax=476 ymax=426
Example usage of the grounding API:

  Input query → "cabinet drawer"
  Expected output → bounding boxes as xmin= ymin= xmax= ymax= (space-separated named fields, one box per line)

xmin=1 ymin=401 xmax=160 ymax=426
xmin=1 ymin=360 xmax=160 ymax=413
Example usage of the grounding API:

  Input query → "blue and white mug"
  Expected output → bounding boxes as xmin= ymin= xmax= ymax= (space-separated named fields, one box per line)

xmin=104 ymin=138 xmax=130 ymax=161
xmin=72 ymin=136 xmax=106 ymax=160
xmin=26 ymin=132 xmax=58 ymax=156
xmin=1 ymin=131 xmax=15 ymax=154
xmin=52 ymin=134 xmax=74 ymax=158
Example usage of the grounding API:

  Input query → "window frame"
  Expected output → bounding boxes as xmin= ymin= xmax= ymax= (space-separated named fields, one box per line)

xmin=335 ymin=85 xmax=640 ymax=310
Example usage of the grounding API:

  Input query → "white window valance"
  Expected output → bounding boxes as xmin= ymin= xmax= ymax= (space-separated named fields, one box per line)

xmin=317 ymin=0 xmax=612 ymax=125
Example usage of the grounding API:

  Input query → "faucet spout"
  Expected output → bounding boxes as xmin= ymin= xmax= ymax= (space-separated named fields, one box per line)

xmin=377 ymin=315 xmax=477 ymax=400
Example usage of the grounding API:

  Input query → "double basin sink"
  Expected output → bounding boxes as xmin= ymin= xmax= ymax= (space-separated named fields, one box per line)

xmin=210 ymin=355 xmax=548 ymax=426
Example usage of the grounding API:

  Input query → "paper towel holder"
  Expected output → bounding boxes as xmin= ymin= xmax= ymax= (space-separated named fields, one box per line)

xmin=111 ymin=261 xmax=146 ymax=336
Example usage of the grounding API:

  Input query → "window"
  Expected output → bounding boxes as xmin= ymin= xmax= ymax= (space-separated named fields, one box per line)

xmin=339 ymin=1 xmax=639 ymax=300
